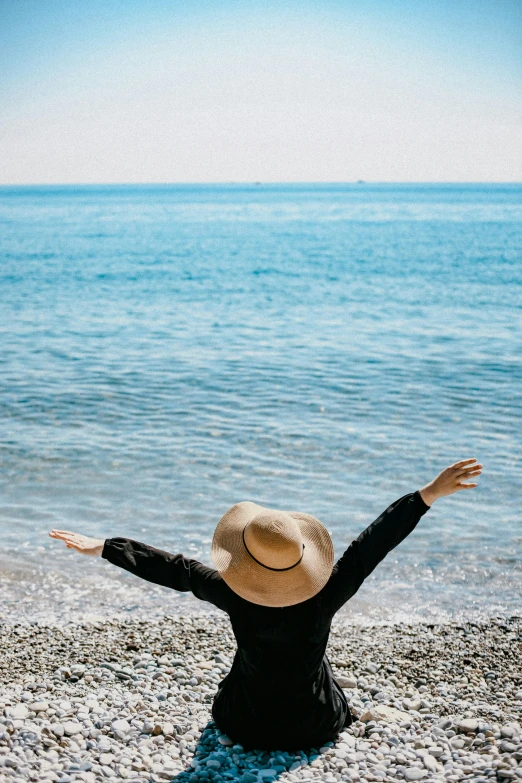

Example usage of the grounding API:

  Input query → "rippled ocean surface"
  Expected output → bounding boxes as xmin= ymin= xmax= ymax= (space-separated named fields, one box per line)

xmin=1 ymin=183 xmax=521 ymax=625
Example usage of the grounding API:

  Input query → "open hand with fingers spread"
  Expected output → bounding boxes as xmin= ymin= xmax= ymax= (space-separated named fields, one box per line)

xmin=49 ymin=529 xmax=105 ymax=556
xmin=419 ymin=458 xmax=483 ymax=507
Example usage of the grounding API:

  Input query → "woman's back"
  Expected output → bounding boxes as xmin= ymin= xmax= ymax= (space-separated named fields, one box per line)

xmin=228 ymin=594 xmax=332 ymax=681
xmin=215 ymin=591 xmax=348 ymax=750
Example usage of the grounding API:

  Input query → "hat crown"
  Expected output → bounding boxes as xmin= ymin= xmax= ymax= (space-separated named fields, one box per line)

xmin=243 ymin=512 xmax=303 ymax=570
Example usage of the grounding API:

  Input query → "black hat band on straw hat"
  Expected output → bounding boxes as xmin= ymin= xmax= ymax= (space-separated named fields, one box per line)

xmin=241 ymin=526 xmax=305 ymax=572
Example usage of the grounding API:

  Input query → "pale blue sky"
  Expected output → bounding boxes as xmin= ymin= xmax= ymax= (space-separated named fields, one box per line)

xmin=1 ymin=0 xmax=521 ymax=183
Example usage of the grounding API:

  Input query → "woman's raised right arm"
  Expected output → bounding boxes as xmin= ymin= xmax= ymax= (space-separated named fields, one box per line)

xmin=321 ymin=458 xmax=483 ymax=616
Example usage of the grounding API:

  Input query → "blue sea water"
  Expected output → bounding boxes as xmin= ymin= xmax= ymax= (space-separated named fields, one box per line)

xmin=0 ymin=183 xmax=521 ymax=625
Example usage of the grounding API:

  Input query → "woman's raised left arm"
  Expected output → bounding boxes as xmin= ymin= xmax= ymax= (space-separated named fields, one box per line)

xmin=49 ymin=531 xmax=236 ymax=612
xmin=49 ymin=530 xmax=105 ymax=556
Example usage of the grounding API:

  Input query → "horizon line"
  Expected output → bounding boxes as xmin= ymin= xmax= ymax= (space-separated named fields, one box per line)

xmin=0 ymin=180 xmax=521 ymax=188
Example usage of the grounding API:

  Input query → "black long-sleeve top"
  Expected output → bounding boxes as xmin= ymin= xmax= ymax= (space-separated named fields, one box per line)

xmin=102 ymin=490 xmax=431 ymax=751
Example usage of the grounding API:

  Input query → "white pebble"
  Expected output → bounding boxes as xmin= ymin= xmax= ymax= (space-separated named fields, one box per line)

xmin=404 ymin=767 xmax=426 ymax=780
xmin=111 ymin=719 xmax=131 ymax=733
xmin=63 ymin=721 xmax=82 ymax=736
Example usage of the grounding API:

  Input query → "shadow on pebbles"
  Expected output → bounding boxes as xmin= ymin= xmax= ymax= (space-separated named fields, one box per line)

xmin=0 ymin=613 xmax=521 ymax=783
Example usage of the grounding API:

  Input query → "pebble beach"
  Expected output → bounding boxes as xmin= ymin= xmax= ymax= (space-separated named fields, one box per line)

xmin=1 ymin=613 xmax=521 ymax=783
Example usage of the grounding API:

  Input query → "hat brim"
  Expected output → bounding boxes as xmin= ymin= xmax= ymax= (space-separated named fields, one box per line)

xmin=211 ymin=501 xmax=334 ymax=607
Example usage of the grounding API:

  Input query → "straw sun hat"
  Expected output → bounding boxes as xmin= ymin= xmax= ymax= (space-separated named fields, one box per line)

xmin=211 ymin=501 xmax=335 ymax=607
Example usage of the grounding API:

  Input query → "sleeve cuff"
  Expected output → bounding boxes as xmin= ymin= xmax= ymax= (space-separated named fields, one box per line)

xmin=101 ymin=539 xmax=111 ymax=560
xmin=414 ymin=490 xmax=431 ymax=513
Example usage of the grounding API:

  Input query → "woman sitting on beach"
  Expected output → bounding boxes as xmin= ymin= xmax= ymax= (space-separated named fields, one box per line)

xmin=50 ymin=458 xmax=482 ymax=752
